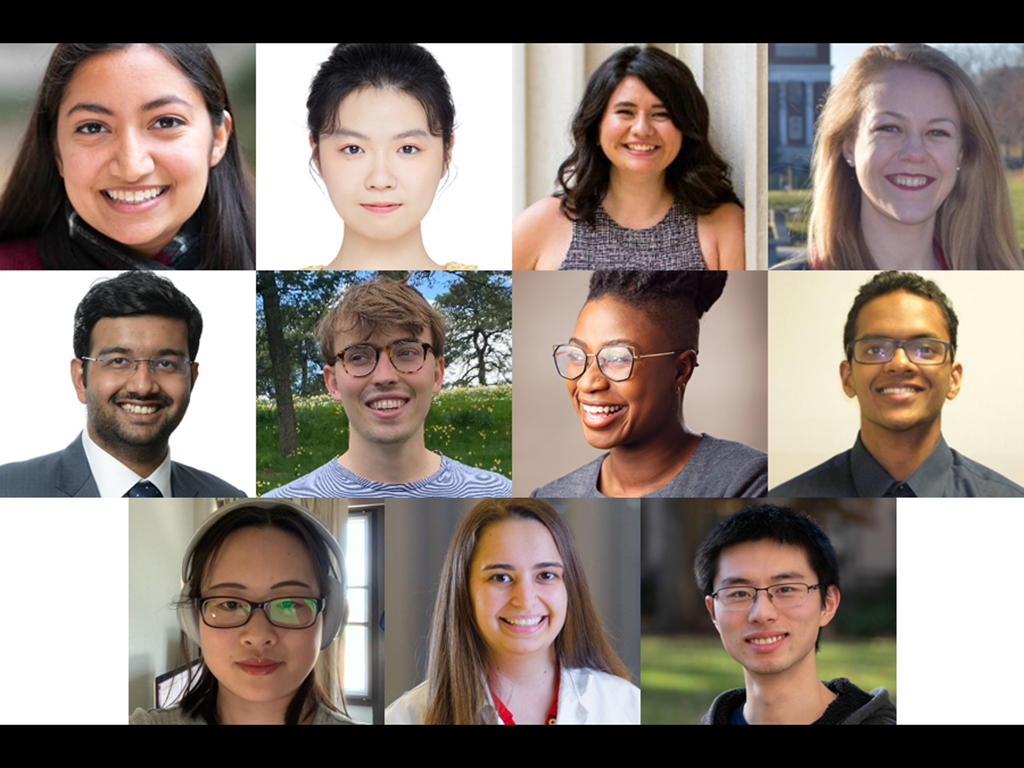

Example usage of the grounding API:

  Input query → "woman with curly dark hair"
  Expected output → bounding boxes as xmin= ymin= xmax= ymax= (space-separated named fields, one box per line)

xmin=513 ymin=46 xmax=743 ymax=271
xmin=533 ymin=270 xmax=766 ymax=497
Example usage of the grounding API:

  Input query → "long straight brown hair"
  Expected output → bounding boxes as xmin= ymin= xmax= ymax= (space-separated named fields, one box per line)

xmin=424 ymin=498 xmax=630 ymax=725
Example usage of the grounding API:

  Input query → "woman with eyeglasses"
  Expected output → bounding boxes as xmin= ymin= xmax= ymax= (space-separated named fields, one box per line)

xmin=130 ymin=500 xmax=359 ymax=725
xmin=533 ymin=271 xmax=766 ymax=498
xmin=385 ymin=498 xmax=639 ymax=724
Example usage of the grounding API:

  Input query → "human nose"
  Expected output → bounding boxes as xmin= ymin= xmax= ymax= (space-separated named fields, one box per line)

xmin=746 ymin=589 xmax=779 ymax=622
xmin=510 ymin=578 xmax=536 ymax=608
xmin=631 ymin=111 xmax=654 ymax=136
xmin=898 ymin=130 xmax=927 ymax=162
xmin=126 ymin=360 xmax=161 ymax=392
xmin=368 ymin=349 xmax=401 ymax=384
xmin=883 ymin=344 xmax=915 ymax=372
xmin=365 ymin=151 xmax=396 ymax=190
xmin=576 ymin=355 xmax=609 ymax=391
xmin=111 ymin=129 xmax=155 ymax=180
xmin=240 ymin=607 xmax=280 ymax=645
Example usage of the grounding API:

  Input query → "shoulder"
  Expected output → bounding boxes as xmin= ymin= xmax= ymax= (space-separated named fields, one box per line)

xmin=129 ymin=706 xmax=204 ymax=725
xmin=0 ymin=239 xmax=42 ymax=270
xmin=261 ymin=460 xmax=341 ymax=498
xmin=385 ymin=680 xmax=430 ymax=725
xmin=671 ymin=435 xmax=766 ymax=498
xmin=564 ymin=668 xmax=640 ymax=725
xmin=0 ymin=444 xmax=76 ymax=497
xmin=949 ymin=450 xmax=1024 ymax=497
xmin=696 ymin=203 xmax=744 ymax=270
xmin=314 ymin=703 xmax=363 ymax=725
xmin=512 ymin=197 xmax=573 ymax=270
xmin=433 ymin=455 xmax=512 ymax=498
xmin=769 ymin=450 xmax=856 ymax=497
xmin=700 ymin=687 xmax=746 ymax=725
xmin=531 ymin=455 xmax=605 ymax=498
xmin=823 ymin=678 xmax=897 ymax=725
xmin=170 ymin=462 xmax=246 ymax=497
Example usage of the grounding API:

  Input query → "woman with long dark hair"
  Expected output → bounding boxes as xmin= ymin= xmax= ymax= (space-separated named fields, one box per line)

xmin=385 ymin=498 xmax=639 ymax=724
xmin=0 ymin=44 xmax=254 ymax=270
xmin=513 ymin=45 xmax=743 ymax=271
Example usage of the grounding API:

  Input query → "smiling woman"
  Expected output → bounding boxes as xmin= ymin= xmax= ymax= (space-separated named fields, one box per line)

xmin=0 ymin=43 xmax=254 ymax=270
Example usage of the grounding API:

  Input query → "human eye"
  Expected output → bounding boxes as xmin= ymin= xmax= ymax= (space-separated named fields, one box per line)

xmin=722 ymin=587 xmax=750 ymax=601
xmin=397 ymin=145 xmax=420 ymax=155
xmin=74 ymin=122 xmax=109 ymax=136
xmin=152 ymin=115 xmax=186 ymax=130
xmin=340 ymin=145 xmax=364 ymax=156
xmin=344 ymin=346 xmax=375 ymax=364
xmin=101 ymin=356 xmax=133 ymax=370
xmin=152 ymin=357 xmax=185 ymax=373
xmin=487 ymin=573 xmax=512 ymax=584
xmin=537 ymin=571 xmax=561 ymax=583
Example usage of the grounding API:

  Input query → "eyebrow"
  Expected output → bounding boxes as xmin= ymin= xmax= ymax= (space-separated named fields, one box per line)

xmin=65 ymin=95 xmax=195 ymax=119
xmin=717 ymin=571 xmax=808 ymax=588
xmin=206 ymin=580 xmax=315 ymax=591
xmin=873 ymin=110 xmax=957 ymax=125
xmin=96 ymin=345 xmax=189 ymax=358
xmin=481 ymin=561 xmax=564 ymax=572
xmin=613 ymin=100 xmax=666 ymax=109
xmin=330 ymin=127 xmax=430 ymax=141
xmin=568 ymin=337 xmax=638 ymax=349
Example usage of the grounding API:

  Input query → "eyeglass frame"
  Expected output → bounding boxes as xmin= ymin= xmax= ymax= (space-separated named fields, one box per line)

xmin=197 ymin=596 xmax=326 ymax=629
xmin=80 ymin=354 xmax=195 ymax=377
xmin=710 ymin=582 xmax=821 ymax=611
xmin=552 ymin=343 xmax=695 ymax=382
xmin=332 ymin=341 xmax=435 ymax=378
xmin=846 ymin=337 xmax=954 ymax=365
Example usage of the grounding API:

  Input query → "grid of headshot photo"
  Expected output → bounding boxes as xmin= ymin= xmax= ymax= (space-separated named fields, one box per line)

xmin=3 ymin=42 xmax=1023 ymax=727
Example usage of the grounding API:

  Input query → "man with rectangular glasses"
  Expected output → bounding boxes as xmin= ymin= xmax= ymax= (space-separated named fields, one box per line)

xmin=695 ymin=504 xmax=896 ymax=724
xmin=262 ymin=276 xmax=510 ymax=498
xmin=771 ymin=271 xmax=1024 ymax=497
xmin=0 ymin=272 xmax=245 ymax=498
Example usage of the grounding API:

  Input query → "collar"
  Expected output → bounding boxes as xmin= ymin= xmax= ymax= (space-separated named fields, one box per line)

xmin=851 ymin=432 xmax=953 ymax=497
xmin=81 ymin=429 xmax=173 ymax=498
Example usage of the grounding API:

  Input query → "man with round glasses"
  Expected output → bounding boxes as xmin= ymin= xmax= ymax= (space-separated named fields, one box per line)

xmin=262 ymin=276 xmax=510 ymax=498
xmin=695 ymin=505 xmax=896 ymax=725
xmin=0 ymin=272 xmax=245 ymax=498
xmin=771 ymin=271 xmax=1024 ymax=497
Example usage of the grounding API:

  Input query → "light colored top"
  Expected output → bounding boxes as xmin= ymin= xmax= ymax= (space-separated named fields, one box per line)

xmin=303 ymin=262 xmax=478 ymax=270
xmin=129 ymin=702 xmax=360 ymax=725
xmin=82 ymin=428 xmax=172 ymax=497
xmin=385 ymin=666 xmax=640 ymax=725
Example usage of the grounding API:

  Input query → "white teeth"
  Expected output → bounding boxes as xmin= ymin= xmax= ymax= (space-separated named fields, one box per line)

xmin=890 ymin=175 xmax=930 ymax=188
xmin=582 ymin=404 xmax=623 ymax=414
xmin=879 ymin=387 xmax=919 ymax=394
xmin=626 ymin=143 xmax=656 ymax=151
xmin=503 ymin=617 xmax=543 ymax=626
xmin=748 ymin=635 xmax=785 ymax=645
xmin=369 ymin=399 xmax=405 ymax=410
xmin=121 ymin=403 xmax=158 ymax=414
xmin=103 ymin=187 xmax=168 ymax=204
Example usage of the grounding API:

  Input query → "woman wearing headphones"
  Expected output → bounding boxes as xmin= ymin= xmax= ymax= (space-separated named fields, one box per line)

xmin=130 ymin=500 xmax=358 ymax=725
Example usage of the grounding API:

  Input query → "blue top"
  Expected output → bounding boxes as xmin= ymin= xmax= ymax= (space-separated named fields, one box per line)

xmin=770 ymin=433 xmax=1024 ymax=498
xmin=262 ymin=453 xmax=511 ymax=499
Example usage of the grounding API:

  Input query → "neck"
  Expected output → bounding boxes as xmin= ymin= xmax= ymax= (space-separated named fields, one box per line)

xmin=486 ymin=647 xmax=559 ymax=724
xmin=741 ymin=659 xmax=834 ymax=725
xmin=599 ymin=421 xmax=701 ymax=497
xmin=339 ymin=431 xmax=440 ymax=484
xmin=324 ymin=226 xmax=441 ymax=270
xmin=602 ymin=171 xmax=674 ymax=228
xmin=216 ymin=688 xmax=295 ymax=725
xmin=87 ymin=422 xmax=167 ymax=477
xmin=859 ymin=421 xmax=942 ymax=482
xmin=860 ymin=204 xmax=939 ymax=269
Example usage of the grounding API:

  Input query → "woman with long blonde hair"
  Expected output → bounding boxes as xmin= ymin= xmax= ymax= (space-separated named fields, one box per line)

xmin=799 ymin=43 xmax=1021 ymax=270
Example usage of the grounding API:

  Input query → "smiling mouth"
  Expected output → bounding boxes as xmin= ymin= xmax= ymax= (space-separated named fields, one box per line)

xmin=103 ymin=186 xmax=169 ymax=204
xmin=886 ymin=174 xmax=934 ymax=189
xmin=502 ymin=616 xmax=544 ymax=627
xmin=120 ymin=403 xmax=161 ymax=415
xmin=624 ymin=143 xmax=658 ymax=152
xmin=747 ymin=634 xmax=787 ymax=646
xmin=877 ymin=385 xmax=923 ymax=395
xmin=582 ymin=404 xmax=624 ymax=415
xmin=367 ymin=398 xmax=408 ymax=411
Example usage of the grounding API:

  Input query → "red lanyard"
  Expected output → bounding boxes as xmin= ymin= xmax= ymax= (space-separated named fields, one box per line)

xmin=490 ymin=667 xmax=561 ymax=725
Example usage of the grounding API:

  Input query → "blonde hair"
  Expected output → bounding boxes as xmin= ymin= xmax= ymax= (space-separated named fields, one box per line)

xmin=808 ymin=43 xmax=1022 ymax=269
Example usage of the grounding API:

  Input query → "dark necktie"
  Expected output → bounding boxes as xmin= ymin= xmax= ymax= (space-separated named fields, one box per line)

xmin=125 ymin=480 xmax=163 ymax=498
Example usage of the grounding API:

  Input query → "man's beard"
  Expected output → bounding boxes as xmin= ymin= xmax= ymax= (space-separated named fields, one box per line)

xmin=87 ymin=390 xmax=188 ymax=466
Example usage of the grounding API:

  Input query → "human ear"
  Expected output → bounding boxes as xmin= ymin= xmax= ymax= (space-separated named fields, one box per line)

xmin=309 ymin=132 xmax=322 ymax=175
xmin=442 ymin=133 xmax=455 ymax=176
xmin=432 ymin=357 xmax=445 ymax=396
xmin=675 ymin=350 xmax=697 ymax=390
xmin=840 ymin=360 xmax=856 ymax=398
xmin=72 ymin=358 xmax=86 ymax=405
xmin=947 ymin=361 xmax=963 ymax=401
xmin=210 ymin=111 xmax=232 ymax=168
xmin=841 ymin=137 xmax=854 ymax=168
xmin=324 ymin=364 xmax=342 ymax=402
xmin=705 ymin=595 xmax=719 ymax=628
xmin=819 ymin=585 xmax=840 ymax=628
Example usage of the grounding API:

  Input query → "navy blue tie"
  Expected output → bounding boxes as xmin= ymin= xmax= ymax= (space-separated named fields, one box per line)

xmin=125 ymin=480 xmax=163 ymax=498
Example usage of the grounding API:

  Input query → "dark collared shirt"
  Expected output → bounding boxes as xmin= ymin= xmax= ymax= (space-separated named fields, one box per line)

xmin=769 ymin=433 xmax=1024 ymax=498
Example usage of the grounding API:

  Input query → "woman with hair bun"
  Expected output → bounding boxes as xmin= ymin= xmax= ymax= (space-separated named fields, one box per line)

xmin=513 ymin=45 xmax=744 ymax=271
xmin=788 ymin=43 xmax=1022 ymax=270
xmin=534 ymin=271 xmax=766 ymax=497
xmin=385 ymin=498 xmax=639 ymax=725
xmin=0 ymin=43 xmax=254 ymax=270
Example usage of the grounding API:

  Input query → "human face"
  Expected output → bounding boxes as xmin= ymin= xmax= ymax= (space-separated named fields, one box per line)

xmin=71 ymin=315 xmax=197 ymax=463
xmin=840 ymin=290 xmax=962 ymax=440
xmin=706 ymin=540 xmax=839 ymax=680
xmin=323 ymin=325 xmax=443 ymax=449
xmin=199 ymin=527 xmax=323 ymax=724
xmin=54 ymin=45 xmax=231 ymax=257
xmin=565 ymin=298 xmax=689 ymax=451
xmin=844 ymin=66 xmax=962 ymax=236
xmin=314 ymin=88 xmax=448 ymax=245
xmin=470 ymin=519 xmax=568 ymax=665
xmin=599 ymin=76 xmax=682 ymax=179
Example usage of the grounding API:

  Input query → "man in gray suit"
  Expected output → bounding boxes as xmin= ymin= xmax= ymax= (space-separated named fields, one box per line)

xmin=0 ymin=272 xmax=245 ymax=498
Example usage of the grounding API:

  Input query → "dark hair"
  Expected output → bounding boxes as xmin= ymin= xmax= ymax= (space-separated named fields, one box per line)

xmin=843 ymin=271 xmax=959 ymax=361
xmin=556 ymin=45 xmax=740 ymax=224
xmin=307 ymin=43 xmax=455 ymax=169
xmin=425 ymin=498 xmax=630 ymax=725
xmin=587 ymin=270 xmax=726 ymax=353
xmin=74 ymin=272 xmax=203 ymax=382
xmin=0 ymin=44 xmax=254 ymax=269
xmin=694 ymin=504 xmax=839 ymax=650
xmin=177 ymin=504 xmax=344 ymax=725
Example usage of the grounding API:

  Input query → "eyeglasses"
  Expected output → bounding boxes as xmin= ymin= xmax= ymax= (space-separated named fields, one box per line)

xmin=199 ymin=596 xmax=325 ymax=629
xmin=80 ymin=354 xmax=193 ymax=377
xmin=333 ymin=341 xmax=434 ymax=378
xmin=848 ymin=338 xmax=953 ymax=365
xmin=711 ymin=583 xmax=820 ymax=611
xmin=552 ymin=344 xmax=690 ymax=382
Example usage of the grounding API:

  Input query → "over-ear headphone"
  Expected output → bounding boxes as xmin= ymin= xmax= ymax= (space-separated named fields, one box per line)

xmin=176 ymin=499 xmax=346 ymax=651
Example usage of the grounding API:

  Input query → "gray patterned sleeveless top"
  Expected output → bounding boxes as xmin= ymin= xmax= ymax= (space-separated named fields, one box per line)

xmin=559 ymin=200 xmax=705 ymax=270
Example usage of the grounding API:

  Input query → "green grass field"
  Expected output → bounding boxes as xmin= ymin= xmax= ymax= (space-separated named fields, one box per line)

xmin=256 ymin=384 xmax=511 ymax=496
xmin=641 ymin=634 xmax=896 ymax=724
